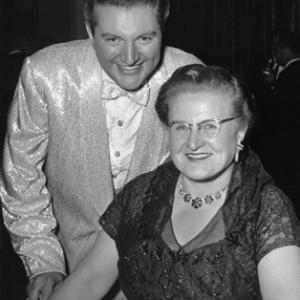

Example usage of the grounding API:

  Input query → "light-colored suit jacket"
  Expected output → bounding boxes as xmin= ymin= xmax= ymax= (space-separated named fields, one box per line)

xmin=0 ymin=39 xmax=201 ymax=278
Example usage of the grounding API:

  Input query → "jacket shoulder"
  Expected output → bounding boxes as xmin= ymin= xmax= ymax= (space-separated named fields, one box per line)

xmin=161 ymin=46 xmax=204 ymax=76
xmin=163 ymin=46 xmax=203 ymax=69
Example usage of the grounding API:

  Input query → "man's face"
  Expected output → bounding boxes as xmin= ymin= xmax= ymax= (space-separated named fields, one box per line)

xmin=89 ymin=4 xmax=162 ymax=91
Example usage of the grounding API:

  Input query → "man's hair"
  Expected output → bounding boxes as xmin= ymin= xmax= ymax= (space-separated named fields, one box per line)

xmin=83 ymin=0 xmax=170 ymax=35
xmin=274 ymin=29 xmax=300 ymax=56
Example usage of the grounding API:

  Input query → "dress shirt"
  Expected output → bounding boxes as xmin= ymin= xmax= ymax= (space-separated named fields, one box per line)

xmin=102 ymin=70 xmax=150 ymax=191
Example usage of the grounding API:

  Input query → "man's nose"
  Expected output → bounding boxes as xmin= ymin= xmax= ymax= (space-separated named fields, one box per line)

xmin=186 ymin=127 xmax=205 ymax=150
xmin=122 ymin=42 xmax=139 ymax=66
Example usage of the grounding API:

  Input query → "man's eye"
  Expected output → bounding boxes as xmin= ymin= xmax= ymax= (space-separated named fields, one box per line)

xmin=138 ymin=36 xmax=153 ymax=43
xmin=105 ymin=37 xmax=119 ymax=43
xmin=175 ymin=124 xmax=188 ymax=131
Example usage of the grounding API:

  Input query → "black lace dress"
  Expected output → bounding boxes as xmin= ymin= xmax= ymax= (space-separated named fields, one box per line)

xmin=100 ymin=149 xmax=300 ymax=300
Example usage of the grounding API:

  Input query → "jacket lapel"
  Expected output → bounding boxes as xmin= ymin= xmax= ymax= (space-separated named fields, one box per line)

xmin=79 ymin=42 xmax=114 ymax=215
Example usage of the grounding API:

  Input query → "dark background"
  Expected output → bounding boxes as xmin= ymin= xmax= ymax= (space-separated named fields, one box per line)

xmin=1 ymin=1 xmax=300 ymax=299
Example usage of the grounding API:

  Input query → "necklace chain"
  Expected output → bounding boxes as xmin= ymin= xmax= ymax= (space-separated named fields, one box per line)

xmin=178 ymin=179 xmax=227 ymax=209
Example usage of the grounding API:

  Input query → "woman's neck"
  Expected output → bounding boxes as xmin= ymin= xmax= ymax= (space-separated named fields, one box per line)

xmin=181 ymin=163 xmax=234 ymax=197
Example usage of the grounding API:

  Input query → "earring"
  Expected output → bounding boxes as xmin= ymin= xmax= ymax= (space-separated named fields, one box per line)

xmin=235 ymin=140 xmax=244 ymax=162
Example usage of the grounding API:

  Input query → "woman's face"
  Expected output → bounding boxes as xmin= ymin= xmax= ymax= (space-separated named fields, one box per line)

xmin=168 ymin=88 xmax=246 ymax=184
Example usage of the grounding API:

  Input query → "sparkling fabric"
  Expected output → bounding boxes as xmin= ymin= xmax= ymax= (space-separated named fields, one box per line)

xmin=0 ymin=39 xmax=202 ymax=278
xmin=100 ymin=149 xmax=300 ymax=300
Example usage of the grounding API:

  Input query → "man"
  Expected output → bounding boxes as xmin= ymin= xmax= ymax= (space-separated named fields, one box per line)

xmin=0 ymin=0 xmax=201 ymax=299
xmin=261 ymin=30 xmax=300 ymax=217
xmin=263 ymin=30 xmax=300 ymax=90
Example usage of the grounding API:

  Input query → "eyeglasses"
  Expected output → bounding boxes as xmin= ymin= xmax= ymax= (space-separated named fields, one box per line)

xmin=168 ymin=117 xmax=239 ymax=139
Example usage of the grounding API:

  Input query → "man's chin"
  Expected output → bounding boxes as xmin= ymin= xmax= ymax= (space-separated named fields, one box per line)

xmin=118 ymin=80 xmax=144 ymax=92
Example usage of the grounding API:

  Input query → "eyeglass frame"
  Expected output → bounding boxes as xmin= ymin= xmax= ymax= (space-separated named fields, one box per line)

xmin=167 ymin=117 xmax=240 ymax=139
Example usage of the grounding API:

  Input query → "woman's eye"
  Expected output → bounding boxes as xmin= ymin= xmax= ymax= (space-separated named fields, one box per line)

xmin=204 ymin=124 xmax=215 ymax=129
xmin=201 ymin=123 xmax=217 ymax=130
xmin=175 ymin=125 xmax=188 ymax=131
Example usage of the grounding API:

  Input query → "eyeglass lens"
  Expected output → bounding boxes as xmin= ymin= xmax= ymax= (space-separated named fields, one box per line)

xmin=171 ymin=120 xmax=220 ymax=139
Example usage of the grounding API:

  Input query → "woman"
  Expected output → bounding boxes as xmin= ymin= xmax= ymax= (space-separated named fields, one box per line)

xmin=49 ymin=64 xmax=300 ymax=300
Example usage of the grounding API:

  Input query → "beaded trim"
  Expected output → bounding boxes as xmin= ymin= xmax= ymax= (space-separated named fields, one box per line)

xmin=179 ymin=180 xmax=227 ymax=209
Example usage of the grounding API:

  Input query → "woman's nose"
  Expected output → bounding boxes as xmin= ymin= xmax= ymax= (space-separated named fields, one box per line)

xmin=186 ymin=127 xmax=205 ymax=150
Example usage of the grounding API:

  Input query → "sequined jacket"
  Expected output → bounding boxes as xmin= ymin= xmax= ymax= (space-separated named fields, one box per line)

xmin=0 ymin=39 xmax=200 ymax=278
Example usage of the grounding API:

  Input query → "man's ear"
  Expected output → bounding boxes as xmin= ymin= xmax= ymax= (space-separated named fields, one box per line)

xmin=85 ymin=22 xmax=93 ymax=40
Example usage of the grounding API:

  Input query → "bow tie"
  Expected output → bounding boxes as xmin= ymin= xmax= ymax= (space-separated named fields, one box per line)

xmin=102 ymin=81 xmax=150 ymax=106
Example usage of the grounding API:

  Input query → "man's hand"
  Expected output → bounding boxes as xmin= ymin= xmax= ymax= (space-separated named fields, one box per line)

xmin=26 ymin=272 xmax=64 ymax=300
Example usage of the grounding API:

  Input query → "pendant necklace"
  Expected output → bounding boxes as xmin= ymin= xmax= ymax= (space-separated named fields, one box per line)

xmin=178 ymin=177 xmax=228 ymax=209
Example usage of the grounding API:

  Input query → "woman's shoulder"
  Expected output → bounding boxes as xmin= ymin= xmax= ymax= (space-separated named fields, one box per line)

xmin=123 ymin=161 xmax=176 ymax=194
xmin=255 ymin=183 xmax=300 ymax=224
xmin=259 ymin=183 xmax=296 ymax=212
xmin=114 ymin=162 xmax=177 ymax=223
xmin=260 ymin=183 xmax=286 ymax=198
xmin=122 ymin=168 xmax=156 ymax=196
xmin=254 ymin=183 xmax=300 ymax=261
xmin=257 ymin=182 xmax=300 ymax=233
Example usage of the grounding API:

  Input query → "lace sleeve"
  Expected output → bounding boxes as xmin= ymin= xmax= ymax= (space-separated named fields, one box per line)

xmin=255 ymin=185 xmax=300 ymax=262
xmin=100 ymin=171 xmax=153 ymax=240
xmin=99 ymin=190 xmax=125 ymax=240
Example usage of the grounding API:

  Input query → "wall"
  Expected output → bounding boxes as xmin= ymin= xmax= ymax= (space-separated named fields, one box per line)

xmin=38 ymin=0 xmax=71 ymax=43
xmin=38 ymin=0 xmax=87 ymax=42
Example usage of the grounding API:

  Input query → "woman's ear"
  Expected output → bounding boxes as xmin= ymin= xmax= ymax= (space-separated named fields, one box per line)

xmin=85 ymin=22 xmax=93 ymax=40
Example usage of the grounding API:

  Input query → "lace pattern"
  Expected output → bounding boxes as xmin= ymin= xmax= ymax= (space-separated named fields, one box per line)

xmin=100 ymin=149 xmax=300 ymax=300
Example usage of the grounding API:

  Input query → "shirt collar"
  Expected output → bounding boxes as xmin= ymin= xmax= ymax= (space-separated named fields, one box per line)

xmin=283 ymin=57 xmax=300 ymax=70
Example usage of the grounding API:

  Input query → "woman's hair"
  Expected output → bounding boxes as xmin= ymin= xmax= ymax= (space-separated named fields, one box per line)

xmin=155 ymin=64 xmax=255 ymax=131
xmin=83 ymin=0 xmax=170 ymax=35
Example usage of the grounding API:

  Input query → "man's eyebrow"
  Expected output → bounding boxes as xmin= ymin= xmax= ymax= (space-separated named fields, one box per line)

xmin=100 ymin=31 xmax=158 ymax=39
xmin=140 ymin=31 xmax=157 ymax=36
xmin=101 ymin=33 xmax=119 ymax=38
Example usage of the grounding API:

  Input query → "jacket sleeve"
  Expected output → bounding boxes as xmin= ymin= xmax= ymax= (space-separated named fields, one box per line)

xmin=0 ymin=58 xmax=66 ymax=279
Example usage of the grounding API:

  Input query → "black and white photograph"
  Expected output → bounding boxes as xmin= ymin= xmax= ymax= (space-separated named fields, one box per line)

xmin=1 ymin=1 xmax=300 ymax=299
